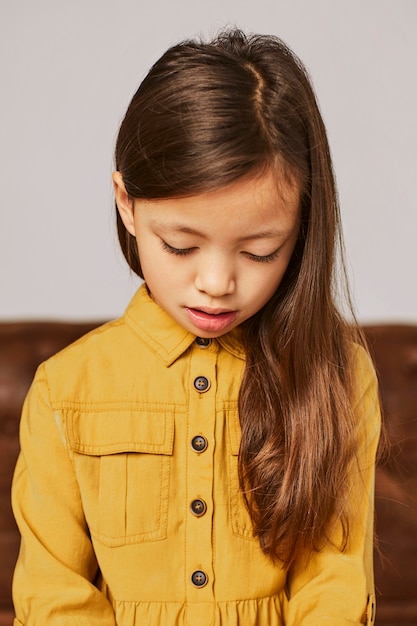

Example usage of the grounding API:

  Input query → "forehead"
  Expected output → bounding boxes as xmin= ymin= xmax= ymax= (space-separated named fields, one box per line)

xmin=135 ymin=169 xmax=300 ymax=236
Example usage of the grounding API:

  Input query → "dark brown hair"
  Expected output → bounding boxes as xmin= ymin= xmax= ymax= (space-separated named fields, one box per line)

xmin=115 ymin=29 xmax=363 ymax=567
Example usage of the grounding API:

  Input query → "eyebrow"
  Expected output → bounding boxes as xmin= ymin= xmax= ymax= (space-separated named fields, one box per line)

xmin=239 ymin=230 xmax=290 ymax=242
xmin=151 ymin=221 xmax=291 ymax=241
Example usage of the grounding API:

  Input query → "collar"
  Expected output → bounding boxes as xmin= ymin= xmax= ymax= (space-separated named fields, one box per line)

xmin=124 ymin=284 xmax=245 ymax=366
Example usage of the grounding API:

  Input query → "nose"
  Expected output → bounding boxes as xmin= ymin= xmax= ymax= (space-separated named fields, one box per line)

xmin=194 ymin=255 xmax=236 ymax=297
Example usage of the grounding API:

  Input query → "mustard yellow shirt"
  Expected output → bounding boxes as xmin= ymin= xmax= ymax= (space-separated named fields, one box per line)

xmin=12 ymin=284 xmax=380 ymax=625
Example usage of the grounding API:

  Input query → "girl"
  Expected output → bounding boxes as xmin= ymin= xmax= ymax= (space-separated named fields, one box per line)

xmin=12 ymin=29 xmax=381 ymax=625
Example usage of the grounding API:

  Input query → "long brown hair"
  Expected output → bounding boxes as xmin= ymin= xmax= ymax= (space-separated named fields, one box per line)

xmin=115 ymin=29 xmax=362 ymax=567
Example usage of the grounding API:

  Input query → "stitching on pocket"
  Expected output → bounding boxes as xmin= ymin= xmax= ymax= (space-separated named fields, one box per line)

xmin=227 ymin=409 xmax=256 ymax=541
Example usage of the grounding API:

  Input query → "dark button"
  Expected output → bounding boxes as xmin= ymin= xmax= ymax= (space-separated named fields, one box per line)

xmin=190 ymin=498 xmax=207 ymax=517
xmin=195 ymin=337 xmax=212 ymax=348
xmin=193 ymin=376 xmax=210 ymax=392
xmin=369 ymin=597 xmax=376 ymax=623
xmin=191 ymin=570 xmax=208 ymax=588
xmin=191 ymin=435 xmax=208 ymax=453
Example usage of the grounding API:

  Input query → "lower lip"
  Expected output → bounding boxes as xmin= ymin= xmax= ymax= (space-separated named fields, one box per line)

xmin=185 ymin=308 xmax=239 ymax=333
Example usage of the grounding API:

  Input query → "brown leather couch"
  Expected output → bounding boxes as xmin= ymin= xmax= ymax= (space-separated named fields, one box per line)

xmin=0 ymin=322 xmax=416 ymax=626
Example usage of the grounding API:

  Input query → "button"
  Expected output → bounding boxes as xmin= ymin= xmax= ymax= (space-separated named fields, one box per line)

xmin=367 ymin=594 xmax=376 ymax=624
xmin=195 ymin=337 xmax=212 ymax=348
xmin=190 ymin=499 xmax=207 ymax=517
xmin=193 ymin=376 xmax=210 ymax=392
xmin=191 ymin=570 xmax=208 ymax=588
xmin=191 ymin=435 xmax=208 ymax=453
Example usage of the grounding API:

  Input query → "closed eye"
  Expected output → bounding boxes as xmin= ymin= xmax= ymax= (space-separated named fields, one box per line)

xmin=160 ymin=238 xmax=281 ymax=262
xmin=160 ymin=239 xmax=195 ymax=256
xmin=243 ymin=248 xmax=281 ymax=263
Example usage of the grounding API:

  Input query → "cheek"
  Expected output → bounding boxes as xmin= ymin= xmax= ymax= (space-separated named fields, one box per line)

xmin=260 ymin=262 xmax=288 ymax=287
xmin=135 ymin=231 xmax=160 ymax=264
xmin=134 ymin=237 xmax=156 ymax=283
xmin=258 ymin=263 xmax=290 ymax=300
xmin=137 ymin=240 xmax=182 ymax=292
xmin=246 ymin=268 xmax=282 ymax=307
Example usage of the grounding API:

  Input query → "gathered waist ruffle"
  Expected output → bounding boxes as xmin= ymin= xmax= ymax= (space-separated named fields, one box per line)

xmin=112 ymin=593 xmax=287 ymax=626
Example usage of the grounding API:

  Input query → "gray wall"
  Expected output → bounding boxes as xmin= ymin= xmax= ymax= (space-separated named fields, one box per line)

xmin=1 ymin=0 xmax=416 ymax=322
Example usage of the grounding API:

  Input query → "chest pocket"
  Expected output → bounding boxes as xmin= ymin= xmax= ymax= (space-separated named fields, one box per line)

xmin=227 ymin=409 xmax=256 ymax=541
xmin=64 ymin=407 xmax=174 ymax=547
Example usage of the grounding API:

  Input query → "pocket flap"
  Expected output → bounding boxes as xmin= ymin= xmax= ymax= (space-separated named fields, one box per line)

xmin=64 ymin=408 xmax=174 ymax=455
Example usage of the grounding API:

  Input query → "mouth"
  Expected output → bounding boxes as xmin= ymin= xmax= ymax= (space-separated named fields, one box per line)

xmin=185 ymin=307 xmax=239 ymax=333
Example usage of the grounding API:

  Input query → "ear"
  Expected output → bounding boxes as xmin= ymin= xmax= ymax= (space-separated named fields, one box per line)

xmin=113 ymin=171 xmax=136 ymax=237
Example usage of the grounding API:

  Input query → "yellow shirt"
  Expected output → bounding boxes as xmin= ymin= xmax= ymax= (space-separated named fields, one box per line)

xmin=12 ymin=284 xmax=380 ymax=625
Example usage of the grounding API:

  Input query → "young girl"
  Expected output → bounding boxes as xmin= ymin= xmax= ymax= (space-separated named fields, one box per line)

xmin=12 ymin=29 xmax=380 ymax=625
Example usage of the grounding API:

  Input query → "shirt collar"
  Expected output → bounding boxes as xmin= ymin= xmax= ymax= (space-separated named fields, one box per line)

xmin=124 ymin=284 xmax=245 ymax=366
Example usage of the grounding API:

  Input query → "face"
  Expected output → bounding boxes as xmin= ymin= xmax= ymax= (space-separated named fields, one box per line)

xmin=114 ymin=169 xmax=300 ymax=338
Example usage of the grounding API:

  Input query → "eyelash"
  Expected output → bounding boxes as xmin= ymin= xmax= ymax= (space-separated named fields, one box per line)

xmin=245 ymin=250 xmax=280 ymax=263
xmin=160 ymin=240 xmax=194 ymax=256
xmin=160 ymin=240 xmax=280 ymax=263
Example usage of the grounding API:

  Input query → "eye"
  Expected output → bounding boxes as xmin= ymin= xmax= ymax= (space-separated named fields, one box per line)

xmin=160 ymin=239 xmax=195 ymax=256
xmin=244 ymin=248 xmax=281 ymax=263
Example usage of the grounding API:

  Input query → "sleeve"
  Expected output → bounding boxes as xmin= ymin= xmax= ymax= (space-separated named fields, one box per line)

xmin=11 ymin=364 xmax=116 ymax=626
xmin=283 ymin=346 xmax=381 ymax=626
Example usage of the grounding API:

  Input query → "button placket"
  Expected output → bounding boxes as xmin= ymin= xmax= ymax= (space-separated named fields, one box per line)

xmin=186 ymin=344 xmax=217 ymax=602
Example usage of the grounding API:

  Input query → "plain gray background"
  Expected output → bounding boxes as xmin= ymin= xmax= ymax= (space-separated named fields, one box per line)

xmin=1 ymin=0 xmax=416 ymax=322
